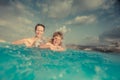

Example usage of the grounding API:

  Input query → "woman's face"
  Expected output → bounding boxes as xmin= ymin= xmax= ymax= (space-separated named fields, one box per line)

xmin=35 ymin=26 xmax=44 ymax=38
xmin=53 ymin=35 xmax=62 ymax=46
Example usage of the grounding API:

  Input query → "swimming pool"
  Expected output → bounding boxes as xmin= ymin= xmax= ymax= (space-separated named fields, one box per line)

xmin=0 ymin=42 xmax=120 ymax=80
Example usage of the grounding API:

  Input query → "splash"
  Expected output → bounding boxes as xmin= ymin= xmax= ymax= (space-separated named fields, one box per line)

xmin=56 ymin=26 xmax=71 ymax=33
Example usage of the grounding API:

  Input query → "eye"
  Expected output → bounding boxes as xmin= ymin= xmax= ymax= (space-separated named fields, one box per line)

xmin=55 ymin=38 xmax=57 ymax=39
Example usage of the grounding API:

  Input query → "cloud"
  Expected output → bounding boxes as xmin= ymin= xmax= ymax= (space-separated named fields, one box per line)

xmin=39 ymin=0 xmax=118 ymax=20
xmin=0 ymin=0 xmax=10 ymax=6
xmin=81 ymin=36 xmax=100 ymax=45
xmin=0 ymin=1 xmax=34 ymax=26
xmin=17 ymin=17 xmax=32 ymax=25
xmin=37 ymin=0 xmax=105 ymax=19
xmin=47 ymin=0 xmax=73 ymax=18
xmin=35 ymin=0 xmax=73 ymax=19
xmin=65 ymin=15 xmax=96 ymax=25
xmin=72 ymin=0 xmax=105 ymax=14
xmin=19 ymin=0 xmax=114 ymax=20
xmin=0 ymin=19 xmax=7 ymax=26
xmin=99 ymin=27 xmax=120 ymax=42
xmin=82 ymin=0 xmax=104 ymax=9
xmin=101 ymin=0 xmax=116 ymax=10
xmin=0 ymin=1 xmax=35 ymax=41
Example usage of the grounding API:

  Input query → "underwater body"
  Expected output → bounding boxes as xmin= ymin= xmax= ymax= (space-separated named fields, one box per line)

xmin=0 ymin=42 xmax=120 ymax=80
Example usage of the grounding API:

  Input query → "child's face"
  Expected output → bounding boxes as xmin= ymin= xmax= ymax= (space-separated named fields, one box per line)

xmin=53 ymin=35 xmax=62 ymax=46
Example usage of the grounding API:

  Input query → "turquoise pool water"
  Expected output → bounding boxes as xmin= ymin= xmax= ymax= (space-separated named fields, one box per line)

xmin=0 ymin=42 xmax=120 ymax=80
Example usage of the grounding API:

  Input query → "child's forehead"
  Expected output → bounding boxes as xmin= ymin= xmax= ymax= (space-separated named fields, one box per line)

xmin=54 ymin=35 xmax=62 ymax=39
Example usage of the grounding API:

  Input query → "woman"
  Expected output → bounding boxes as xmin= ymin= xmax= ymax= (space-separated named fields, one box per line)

xmin=12 ymin=24 xmax=45 ymax=47
xmin=40 ymin=31 xmax=65 ymax=51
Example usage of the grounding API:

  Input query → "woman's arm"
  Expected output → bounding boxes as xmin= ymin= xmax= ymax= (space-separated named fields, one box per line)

xmin=12 ymin=38 xmax=33 ymax=47
xmin=0 ymin=39 xmax=6 ymax=42
xmin=12 ymin=39 xmax=26 ymax=45
xmin=40 ymin=43 xmax=66 ymax=51
xmin=54 ymin=46 xmax=66 ymax=51
xmin=39 ymin=42 xmax=51 ymax=49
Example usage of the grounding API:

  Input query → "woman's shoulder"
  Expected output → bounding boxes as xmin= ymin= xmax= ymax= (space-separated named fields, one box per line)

xmin=24 ymin=37 xmax=36 ymax=42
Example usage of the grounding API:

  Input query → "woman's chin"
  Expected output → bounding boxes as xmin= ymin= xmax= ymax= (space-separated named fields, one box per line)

xmin=53 ymin=43 xmax=59 ymax=46
xmin=36 ymin=35 xmax=41 ymax=38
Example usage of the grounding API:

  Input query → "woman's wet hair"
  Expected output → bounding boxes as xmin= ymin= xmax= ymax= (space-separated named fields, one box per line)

xmin=35 ymin=24 xmax=45 ymax=31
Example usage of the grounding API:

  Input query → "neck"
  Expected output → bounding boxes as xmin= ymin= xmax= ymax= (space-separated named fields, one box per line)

xmin=35 ymin=35 xmax=42 ymax=39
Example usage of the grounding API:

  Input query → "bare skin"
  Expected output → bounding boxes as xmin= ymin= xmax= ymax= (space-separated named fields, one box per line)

xmin=0 ymin=39 xmax=6 ymax=42
xmin=40 ymin=32 xmax=65 ymax=51
xmin=12 ymin=24 xmax=45 ymax=47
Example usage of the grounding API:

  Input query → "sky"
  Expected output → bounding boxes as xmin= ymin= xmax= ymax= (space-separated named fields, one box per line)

xmin=0 ymin=0 xmax=120 ymax=45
